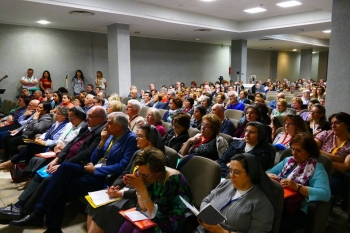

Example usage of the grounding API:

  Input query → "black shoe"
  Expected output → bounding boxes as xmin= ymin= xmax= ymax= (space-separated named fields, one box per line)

xmin=9 ymin=214 xmax=44 ymax=228
xmin=43 ymin=228 xmax=63 ymax=233
xmin=0 ymin=204 xmax=22 ymax=220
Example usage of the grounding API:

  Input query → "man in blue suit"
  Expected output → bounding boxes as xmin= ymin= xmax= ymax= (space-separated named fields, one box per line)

xmin=10 ymin=112 xmax=138 ymax=233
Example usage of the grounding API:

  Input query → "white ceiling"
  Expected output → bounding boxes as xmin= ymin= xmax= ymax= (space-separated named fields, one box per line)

xmin=0 ymin=0 xmax=332 ymax=51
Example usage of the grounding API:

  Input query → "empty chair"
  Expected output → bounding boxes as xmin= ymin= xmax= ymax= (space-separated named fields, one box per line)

xmin=224 ymin=109 xmax=244 ymax=120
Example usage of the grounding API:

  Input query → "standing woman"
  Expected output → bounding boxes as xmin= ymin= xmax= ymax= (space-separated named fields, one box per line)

xmin=39 ymin=70 xmax=52 ymax=93
xmin=94 ymin=71 xmax=107 ymax=91
xmin=72 ymin=70 xmax=85 ymax=96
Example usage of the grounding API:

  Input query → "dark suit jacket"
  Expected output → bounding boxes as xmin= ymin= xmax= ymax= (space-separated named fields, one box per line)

xmin=21 ymin=114 xmax=52 ymax=139
xmin=154 ymin=101 xmax=165 ymax=109
xmin=57 ymin=122 xmax=105 ymax=164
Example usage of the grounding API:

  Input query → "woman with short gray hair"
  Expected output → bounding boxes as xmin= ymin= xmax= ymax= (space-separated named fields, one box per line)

xmin=146 ymin=108 xmax=166 ymax=136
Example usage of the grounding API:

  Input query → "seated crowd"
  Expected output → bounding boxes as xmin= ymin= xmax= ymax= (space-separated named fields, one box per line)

xmin=0 ymin=72 xmax=347 ymax=233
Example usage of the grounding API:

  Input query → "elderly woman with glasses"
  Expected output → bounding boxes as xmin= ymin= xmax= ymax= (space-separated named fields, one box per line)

xmin=314 ymin=112 xmax=350 ymax=196
xmin=271 ymin=99 xmax=293 ymax=117
xmin=194 ymin=153 xmax=278 ymax=233
xmin=118 ymin=147 xmax=192 ymax=233
xmin=218 ymin=121 xmax=272 ymax=177
xmin=273 ymin=115 xmax=307 ymax=150
xmin=179 ymin=114 xmax=228 ymax=161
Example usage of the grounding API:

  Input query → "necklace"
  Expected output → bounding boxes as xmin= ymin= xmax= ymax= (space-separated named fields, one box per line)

xmin=153 ymin=170 xmax=166 ymax=197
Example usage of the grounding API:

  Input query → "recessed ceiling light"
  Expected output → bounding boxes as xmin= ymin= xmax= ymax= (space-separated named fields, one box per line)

xmin=244 ymin=7 xmax=267 ymax=14
xmin=199 ymin=0 xmax=216 ymax=2
xmin=37 ymin=20 xmax=50 ymax=25
xmin=134 ymin=31 xmax=141 ymax=34
xmin=312 ymin=52 xmax=317 ymax=54
xmin=293 ymin=49 xmax=297 ymax=51
xmin=323 ymin=30 xmax=331 ymax=33
xmin=69 ymin=10 xmax=94 ymax=16
xmin=276 ymin=1 xmax=302 ymax=8
xmin=195 ymin=38 xmax=201 ymax=41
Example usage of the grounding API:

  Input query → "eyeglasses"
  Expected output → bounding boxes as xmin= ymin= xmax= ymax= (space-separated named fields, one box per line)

xmin=136 ymin=169 xmax=153 ymax=179
xmin=331 ymin=121 xmax=342 ymax=126
xmin=201 ymin=124 xmax=212 ymax=129
xmin=68 ymin=116 xmax=75 ymax=119
xmin=229 ymin=169 xmax=246 ymax=176
xmin=244 ymin=130 xmax=258 ymax=134
xmin=136 ymin=134 xmax=146 ymax=139
xmin=310 ymin=111 xmax=320 ymax=114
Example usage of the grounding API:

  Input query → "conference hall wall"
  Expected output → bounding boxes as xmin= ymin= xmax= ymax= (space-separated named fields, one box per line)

xmin=0 ymin=23 xmax=323 ymax=101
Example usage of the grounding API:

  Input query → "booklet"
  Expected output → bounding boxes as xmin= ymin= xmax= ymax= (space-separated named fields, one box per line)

xmin=179 ymin=196 xmax=226 ymax=225
xmin=119 ymin=207 xmax=157 ymax=230
xmin=36 ymin=165 xmax=51 ymax=178
xmin=85 ymin=188 xmax=125 ymax=208
xmin=35 ymin=151 xmax=57 ymax=159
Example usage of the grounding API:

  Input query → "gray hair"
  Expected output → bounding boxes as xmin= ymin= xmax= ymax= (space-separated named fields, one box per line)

xmin=128 ymin=99 xmax=141 ymax=113
xmin=109 ymin=112 xmax=129 ymax=131
xmin=228 ymin=91 xmax=238 ymax=97
xmin=148 ymin=108 xmax=162 ymax=124
xmin=56 ymin=106 xmax=69 ymax=118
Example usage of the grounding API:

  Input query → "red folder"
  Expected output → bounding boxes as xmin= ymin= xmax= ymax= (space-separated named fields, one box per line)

xmin=119 ymin=207 xmax=157 ymax=230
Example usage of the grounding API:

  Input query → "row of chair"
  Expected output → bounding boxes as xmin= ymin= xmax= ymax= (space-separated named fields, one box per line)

xmin=0 ymin=99 xmax=17 ymax=117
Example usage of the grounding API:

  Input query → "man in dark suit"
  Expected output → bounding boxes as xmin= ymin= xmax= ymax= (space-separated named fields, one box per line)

xmin=9 ymin=112 xmax=138 ymax=233
xmin=0 ymin=106 xmax=106 ymax=223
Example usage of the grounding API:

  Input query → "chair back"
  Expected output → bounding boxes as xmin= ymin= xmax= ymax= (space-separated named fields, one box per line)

xmin=244 ymin=104 xmax=250 ymax=110
xmin=139 ymin=106 xmax=149 ymax=118
xmin=162 ymin=121 xmax=171 ymax=133
xmin=188 ymin=128 xmax=200 ymax=137
xmin=270 ymin=179 xmax=284 ymax=233
xmin=219 ymin=133 xmax=233 ymax=145
xmin=285 ymin=96 xmax=294 ymax=104
xmin=121 ymin=97 xmax=130 ymax=105
xmin=165 ymin=146 xmax=178 ymax=169
xmin=178 ymin=156 xmax=221 ymax=208
xmin=275 ymin=127 xmax=284 ymax=137
xmin=268 ymin=143 xmax=276 ymax=169
xmin=121 ymin=104 xmax=126 ymax=113
xmin=266 ymin=95 xmax=277 ymax=102
xmin=229 ymin=118 xmax=239 ymax=128
xmin=287 ymin=108 xmax=296 ymax=115
xmin=267 ymin=106 xmax=273 ymax=115
xmin=224 ymin=109 xmax=244 ymax=120
xmin=158 ymin=109 xmax=167 ymax=118
xmin=273 ymin=115 xmax=285 ymax=127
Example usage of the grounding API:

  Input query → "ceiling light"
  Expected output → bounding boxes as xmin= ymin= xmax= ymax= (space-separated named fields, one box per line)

xmin=293 ymin=49 xmax=297 ymax=51
xmin=195 ymin=38 xmax=201 ymax=41
xmin=312 ymin=52 xmax=317 ymax=54
xmin=276 ymin=1 xmax=302 ymax=8
xmin=244 ymin=7 xmax=267 ymax=14
xmin=134 ymin=31 xmax=141 ymax=34
xmin=37 ymin=20 xmax=50 ymax=25
xmin=199 ymin=0 xmax=216 ymax=2
xmin=69 ymin=11 xmax=94 ymax=16
xmin=323 ymin=30 xmax=331 ymax=33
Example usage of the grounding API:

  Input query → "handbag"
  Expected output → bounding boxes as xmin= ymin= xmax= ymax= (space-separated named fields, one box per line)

xmin=10 ymin=162 xmax=27 ymax=183
xmin=283 ymin=188 xmax=304 ymax=213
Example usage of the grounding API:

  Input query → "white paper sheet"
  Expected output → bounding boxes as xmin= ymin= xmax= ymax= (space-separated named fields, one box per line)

xmin=125 ymin=211 xmax=149 ymax=221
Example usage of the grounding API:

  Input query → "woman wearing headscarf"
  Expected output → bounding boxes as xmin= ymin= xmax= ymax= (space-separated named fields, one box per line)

xmin=87 ymin=124 xmax=166 ymax=233
xmin=218 ymin=121 xmax=271 ymax=177
xmin=194 ymin=153 xmax=279 ymax=233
